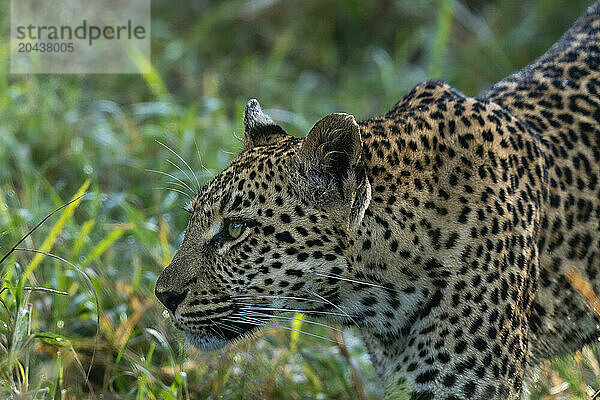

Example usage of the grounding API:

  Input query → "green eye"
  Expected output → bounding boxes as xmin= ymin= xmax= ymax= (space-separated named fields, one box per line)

xmin=226 ymin=220 xmax=246 ymax=239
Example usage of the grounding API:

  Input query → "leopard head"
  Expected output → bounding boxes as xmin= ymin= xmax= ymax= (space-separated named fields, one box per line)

xmin=155 ymin=99 xmax=371 ymax=350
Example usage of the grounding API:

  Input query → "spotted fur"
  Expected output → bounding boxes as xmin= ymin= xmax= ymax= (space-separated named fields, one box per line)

xmin=156 ymin=3 xmax=600 ymax=399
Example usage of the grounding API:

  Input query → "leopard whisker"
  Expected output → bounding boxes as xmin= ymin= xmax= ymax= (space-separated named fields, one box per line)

xmin=222 ymin=316 xmax=335 ymax=343
xmin=222 ymin=315 xmax=270 ymax=333
xmin=236 ymin=301 xmax=270 ymax=307
xmin=224 ymin=315 xmax=267 ymax=325
xmin=155 ymin=187 xmax=193 ymax=200
xmin=235 ymin=310 xmax=343 ymax=332
xmin=238 ymin=305 xmax=357 ymax=318
xmin=194 ymin=139 xmax=214 ymax=177
xmin=167 ymin=180 xmax=197 ymax=196
xmin=207 ymin=321 xmax=227 ymax=339
xmin=156 ymin=139 xmax=201 ymax=191
xmin=166 ymin=159 xmax=198 ymax=192
xmin=232 ymin=130 xmax=244 ymax=144
xmin=212 ymin=320 xmax=244 ymax=335
xmin=307 ymin=290 xmax=359 ymax=329
xmin=233 ymin=295 xmax=327 ymax=304
xmin=146 ymin=169 xmax=195 ymax=195
xmin=314 ymin=272 xmax=387 ymax=289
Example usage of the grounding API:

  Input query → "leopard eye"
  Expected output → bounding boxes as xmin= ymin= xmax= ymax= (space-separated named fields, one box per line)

xmin=226 ymin=220 xmax=246 ymax=239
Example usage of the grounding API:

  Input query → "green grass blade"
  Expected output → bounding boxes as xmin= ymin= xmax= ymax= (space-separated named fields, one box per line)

xmin=81 ymin=228 xmax=125 ymax=268
xmin=71 ymin=219 xmax=96 ymax=259
xmin=22 ymin=179 xmax=90 ymax=282
xmin=429 ymin=0 xmax=455 ymax=79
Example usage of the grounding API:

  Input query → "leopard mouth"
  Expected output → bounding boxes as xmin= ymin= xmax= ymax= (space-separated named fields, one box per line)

xmin=176 ymin=313 xmax=265 ymax=351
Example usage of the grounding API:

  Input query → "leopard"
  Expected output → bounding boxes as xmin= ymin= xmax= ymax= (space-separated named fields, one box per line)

xmin=155 ymin=2 xmax=600 ymax=399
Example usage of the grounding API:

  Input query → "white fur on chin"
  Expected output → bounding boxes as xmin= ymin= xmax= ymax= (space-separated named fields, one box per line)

xmin=185 ymin=332 xmax=228 ymax=352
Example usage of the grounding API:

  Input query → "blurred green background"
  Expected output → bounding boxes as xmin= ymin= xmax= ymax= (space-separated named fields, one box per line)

xmin=1 ymin=0 xmax=599 ymax=398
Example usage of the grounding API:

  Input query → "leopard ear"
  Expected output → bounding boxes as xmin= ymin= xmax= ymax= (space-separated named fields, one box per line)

xmin=243 ymin=99 xmax=288 ymax=150
xmin=300 ymin=113 xmax=362 ymax=177
xmin=299 ymin=113 xmax=371 ymax=228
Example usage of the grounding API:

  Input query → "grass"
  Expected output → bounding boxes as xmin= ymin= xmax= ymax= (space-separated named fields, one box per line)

xmin=0 ymin=0 xmax=599 ymax=398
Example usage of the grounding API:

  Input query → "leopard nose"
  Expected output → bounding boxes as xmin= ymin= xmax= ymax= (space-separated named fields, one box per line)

xmin=155 ymin=288 xmax=188 ymax=313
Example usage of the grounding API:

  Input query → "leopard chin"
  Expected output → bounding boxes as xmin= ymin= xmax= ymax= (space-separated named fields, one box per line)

xmin=179 ymin=318 xmax=261 ymax=351
xmin=184 ymin=332 xmax=229 ymax=352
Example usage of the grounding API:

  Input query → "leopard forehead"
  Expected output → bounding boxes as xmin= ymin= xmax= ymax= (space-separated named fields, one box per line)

xmin=193 ymin=136 xmax=301 ymax=209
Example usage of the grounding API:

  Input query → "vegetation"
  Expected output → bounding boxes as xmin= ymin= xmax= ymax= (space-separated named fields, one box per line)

xmin=0 ymin=0 xmax=598 ymax=398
